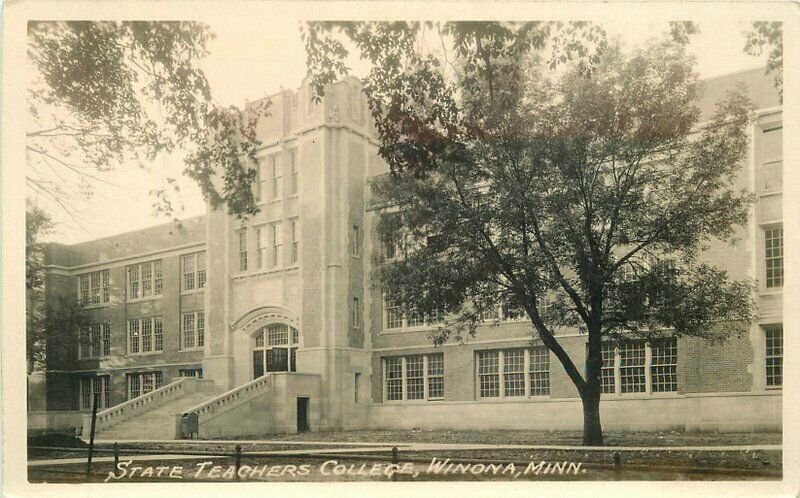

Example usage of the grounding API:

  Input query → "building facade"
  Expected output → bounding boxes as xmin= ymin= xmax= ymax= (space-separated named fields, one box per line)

xmin=28 ymin=69 xmax=783 ymax=435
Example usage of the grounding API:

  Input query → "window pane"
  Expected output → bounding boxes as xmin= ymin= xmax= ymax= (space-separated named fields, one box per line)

xmin=268 ymin=324 xmax=289 ymax=346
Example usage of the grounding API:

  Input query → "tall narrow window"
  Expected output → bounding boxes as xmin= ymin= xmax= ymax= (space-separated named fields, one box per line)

xmin=765 ymin=227 xmax=783 ymax=288
xmin=766 ymin=326 xmax=783 ymax=388
xmin=405 ymin=356 xmax=425 ymax=400
xmin=289 ymin=219 xmax=299 ymax=265
xmin=271 ymin=156 xmax=282 ymax=199
xmin=503 ymin=349 xmax=525 ymax=397
xmin=288 ymin=150 xmax=298 ymax=195
xmin=255 ymin=159 xmax=265 ymax=202
xmin=182 ymin=311 xmax=204 ymax=350
xmin=385 ymin=357 xmax=403 ymax=401
xmin=619 ymin=341 xmax=646 ymax=393
xmin=385 ymin=296 xmax=403 ymax=330
xmin=600 ymin=343 xmax=616 ymax=393
xmin=257 ymin=227 xmax=267 ymax=269
xmin=271 ymin=222 xmax=283 ymax=267
xmin=239 ymin=230 xmax=248 ymax=272
xmin=427 ymin=353 xmax=445 ymax=399
xmin=650 ymin=338 xmax=678 ymax=392
xmin=352 ymin=297 xmax=360 ymax=328
xmin=181 ymin=252 xmax=206 ymax=292
xmin=352 ymin=225 xmax=360 ymax=256
xmin=529 ymin=346 xmax=550 ymax=396
xmin=182 ymin=254 xmax=195 ymax=291
xmin=477 ymin=351 xmax=500 ymax=398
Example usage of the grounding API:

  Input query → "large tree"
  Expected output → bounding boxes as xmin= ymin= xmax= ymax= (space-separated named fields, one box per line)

xmin=27 ymin=21 xmax=268 ymax=221
xmin=305 ymin=22 xmax=756 ymax=445
xmin=26 ymin=203 xmax=90 ymax=373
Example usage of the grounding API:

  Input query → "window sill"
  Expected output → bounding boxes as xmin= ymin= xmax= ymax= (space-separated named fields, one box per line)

xmin=76 ymin=356 xmax=110 ymax=361
xmin=233 ymin=266 xmax=299 ymax=281
xmin=179 ymin=348 xmax=204 ymax=353
xmin=476 ymin=395 xmax=552 ymax=403
xmin=760 ymin=288 xmax=783 ymax=296
xmin=83 ymin=303 xmax=112 ymax=310
xmin=127 ymin=295 xmax=163 ymax=304
xmin=382 ymin=398 xmax=445 ymax=404
xmin=180 ymin=289 xmax=205 ymax=296
xmin=126 ymin=351 xmax=163 ymax=357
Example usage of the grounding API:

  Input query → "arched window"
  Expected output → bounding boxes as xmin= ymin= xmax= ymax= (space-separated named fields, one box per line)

xmin=252 ymin=324 xmax=299 ymax=379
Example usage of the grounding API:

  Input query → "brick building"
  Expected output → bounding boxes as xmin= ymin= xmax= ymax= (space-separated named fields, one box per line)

xmin=27 ymin=68 xmax=782 ymax=437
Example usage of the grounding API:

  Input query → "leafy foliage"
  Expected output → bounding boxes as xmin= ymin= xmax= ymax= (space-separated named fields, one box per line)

xmin=743 ymin=21 xmax=783 ymax=100
xmin=306 ymin=22 xmax=757 ymax=444
xmin=26 ymin=203 xmax=90 ymax=372
xmin=27 ymin=21 xmax=269 ymax=220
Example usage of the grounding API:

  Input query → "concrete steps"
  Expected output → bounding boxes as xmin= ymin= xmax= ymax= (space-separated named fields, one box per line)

xmin=93 ymin=392 xmax=213 ymax=441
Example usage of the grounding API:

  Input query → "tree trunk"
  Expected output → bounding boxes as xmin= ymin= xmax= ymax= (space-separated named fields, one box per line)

xmin=581 ymin=386 xmax=603 ymax=445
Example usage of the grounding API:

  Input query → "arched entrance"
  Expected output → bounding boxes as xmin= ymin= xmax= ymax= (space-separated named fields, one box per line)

xmin=252 ymin=324 xmax=299 ymax=379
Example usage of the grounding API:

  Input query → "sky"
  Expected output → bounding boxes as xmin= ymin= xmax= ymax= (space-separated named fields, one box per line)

xmin=34 ymin=18 xmax=770 ymax=244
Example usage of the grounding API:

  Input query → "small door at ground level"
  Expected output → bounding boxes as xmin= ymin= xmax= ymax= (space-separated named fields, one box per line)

xmin=297 ymin=397 xmax=310 ymax=433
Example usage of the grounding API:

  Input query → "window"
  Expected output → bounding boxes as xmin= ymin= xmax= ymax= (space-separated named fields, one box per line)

xmin=78 ymin=270 xmax=110 ymax=306
xmin=765 ymin=227 xmax=783 ymax=288
xmin=383 ymin=353 xmax=444 ymax=401
xmin=271 ymin=222 xmax=283 ymax=267
xmin=765 ymin=326 xmax=783 ymax=388
xmin=179 ymin=368 xmax=204 ymax=379
xmin=79 ymin=375 xmax=110 ymax=410
xmin=352 ymin=297 xmax=360 ymax=328
xmin=502 ymin=300 xmax=525 ymax=321
xmin=289 ymin=219 xmax=299 ymax=265
xmin=182 ymin=311 xmax=205 ymax=350
xmin=256 ymin=227 xmax=267 ymax=269
xmin=384 ymin=230 xmax=405 ymax=260
xmin=384 ymin=295 xmax=446 ymax=330
xmin=78 ymin=323 xmax=111 ymax=359
xmin=181 ymin=251 xmax=206 ymax=292
xmin=619 ymin=341 xmax=646 ymax=393
xmin=600 ymin=343 xmax=616 ymax=394
xmin=288 ymin=150 xmax=298 ymax=195
xmin=255 ymin=158 xmax=266 ymax=202
xmin=478 ymin=347 xmax=551 ymax=398
xmin=252 ymin=324 xmax=299 ymax=378
xmin=650 ymin=338 xmax=678 ymax=392
xmin=352 ymin=225 xmax=360 ymax=256
xmin=595 ymin=338 xmax=678 ymax=395
xmin=127 ymin=317 xmax=163 ymax=354
xmin=529 ymin=346 xmax=550 ymax=396
xmin=126 ymin=260 xmax=162 ymax=301
xmin=760 ymin=127 xmax=782 ymax=192
xmin=385 ymin=297 xmax=403 ymax=330
xmin=238 ymin=230 xmax=248 ymax=272
xmin=126 ymin=371 xmax=163 ymax=399
xmin=271 ymin=156 xmax=282 ymax=199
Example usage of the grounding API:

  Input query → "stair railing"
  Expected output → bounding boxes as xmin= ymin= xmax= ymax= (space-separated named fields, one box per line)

xmin=81 ymin=378 xmax=189 ymax=438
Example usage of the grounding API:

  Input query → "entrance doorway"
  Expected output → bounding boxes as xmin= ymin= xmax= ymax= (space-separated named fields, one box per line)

xmin=252 ymin=324 xmax=299 ymax=379
xmin=296 ymin=397 xmax=310 ymax=432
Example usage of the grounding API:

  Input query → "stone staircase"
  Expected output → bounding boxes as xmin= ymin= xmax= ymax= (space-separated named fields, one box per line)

xmin=93 ymin=391 xmax=213 ymax=440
